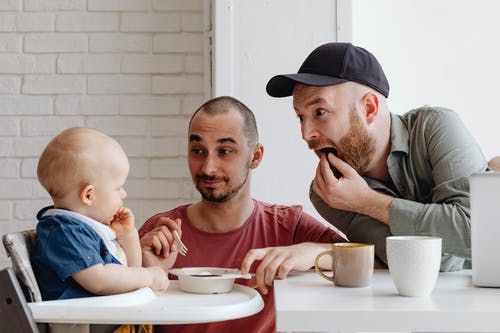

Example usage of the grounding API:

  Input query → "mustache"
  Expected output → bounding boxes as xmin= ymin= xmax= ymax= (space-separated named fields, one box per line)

xmin=196 ymin=174 xmax=229 ymax=182
xmin=307 ymin=139 xmax=336 ymax=151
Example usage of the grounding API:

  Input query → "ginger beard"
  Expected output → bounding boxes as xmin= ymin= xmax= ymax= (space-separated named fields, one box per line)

xmin=309 ymin=108 xmax=375 ymax=175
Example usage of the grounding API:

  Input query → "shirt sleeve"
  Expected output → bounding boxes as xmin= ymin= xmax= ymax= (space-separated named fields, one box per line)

xmin=310 ymin=188 xmax=392 ymax=263
xmin=310 ymin=109 xmax=486 ymax=272
xmin=138 ymin=216 xmax=157 ymax=238
xmin=39 ymin=218 xmax=105 ymax=281
xmin=138 ymin=209 xmax=182 ymax=238
xmin=389 ymin=110 xmax=486 ymax=262
xmin=292 ymin=208 xmax=347 ymax=244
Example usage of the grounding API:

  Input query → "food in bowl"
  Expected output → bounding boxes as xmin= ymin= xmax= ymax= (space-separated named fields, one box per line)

xmin=169 ymin=267 xmax=252 ymax=294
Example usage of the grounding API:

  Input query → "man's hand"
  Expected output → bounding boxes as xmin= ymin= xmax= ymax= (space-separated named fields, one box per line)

xmin=140 ymin=217 xmax=182 ymax=271
xmin=240 ymin=243 xmax=331 ymax=294
xmin=313 ymin=153 xmax=370 ymax=212
xmin=313 ymin=153 xmax=392 ymax=224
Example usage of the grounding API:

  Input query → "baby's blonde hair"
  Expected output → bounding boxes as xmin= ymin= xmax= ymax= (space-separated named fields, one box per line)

xmin=37 ymin=127 xmax=123 ymax=200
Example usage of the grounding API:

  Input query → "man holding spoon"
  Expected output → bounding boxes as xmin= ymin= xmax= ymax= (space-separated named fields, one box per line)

xmin=139 ymin=96 xmax=345 ymax=333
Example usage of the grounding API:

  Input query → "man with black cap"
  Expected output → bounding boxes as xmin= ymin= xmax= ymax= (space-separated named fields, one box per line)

xmin=266 ymin=42 xmax=487 ymax=271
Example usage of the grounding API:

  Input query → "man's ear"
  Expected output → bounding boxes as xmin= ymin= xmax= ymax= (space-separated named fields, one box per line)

xmin=249 ymin=143 xmax=264 ymax=169
xmin=80 ymin=184 xmax=95 ymax=206
xmin=362 ymin=92 xmax=379 ymax=124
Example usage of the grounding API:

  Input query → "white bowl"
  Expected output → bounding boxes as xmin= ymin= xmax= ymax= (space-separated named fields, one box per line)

xmin=169 ymin=267 xmax=252 ymax=294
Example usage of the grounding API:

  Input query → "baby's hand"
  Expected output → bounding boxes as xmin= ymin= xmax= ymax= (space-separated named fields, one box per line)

xmin=147 ymin=266 xmax=169 ymax=291
xmin=111 ymin=207 xmax=136 ymax=236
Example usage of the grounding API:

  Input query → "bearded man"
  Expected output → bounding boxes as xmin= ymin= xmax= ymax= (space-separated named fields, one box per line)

xmin=138 ymin=96 xmax=345 ymax=333
xmin=266 ymin=42 xmax=487 ymax=272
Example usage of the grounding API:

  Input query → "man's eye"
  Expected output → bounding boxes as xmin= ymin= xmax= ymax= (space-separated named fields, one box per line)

xmin=220 ymin=149 xmax=232 ymax=155
xmin=297 ymin=115 xmax=304 ymax=123
xmin=315 ymin=108 xmax=327 ymax=116
xmin=191 ymin=147 xmax=204 ymax=155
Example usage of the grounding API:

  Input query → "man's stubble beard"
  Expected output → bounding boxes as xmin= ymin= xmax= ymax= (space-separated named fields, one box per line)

xmin=195 ymin=162 xmax=250 ymax=203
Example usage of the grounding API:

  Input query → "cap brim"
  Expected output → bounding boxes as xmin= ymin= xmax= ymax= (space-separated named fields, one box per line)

xmin=266 ymin=73 xmax=348 ymax=97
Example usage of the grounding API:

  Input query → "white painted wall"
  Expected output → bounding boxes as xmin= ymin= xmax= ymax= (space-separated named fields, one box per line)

xmin=214 ymin=0 xmax=500 ymax=226
xmin=212 ymin=0 xmax=338 ymax=222
xmin=352 ymin=0 xmax=500 ymax=159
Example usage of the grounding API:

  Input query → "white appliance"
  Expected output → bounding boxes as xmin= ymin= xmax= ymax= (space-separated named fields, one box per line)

xmin=470 ymin=172 xmax=500 ymax=287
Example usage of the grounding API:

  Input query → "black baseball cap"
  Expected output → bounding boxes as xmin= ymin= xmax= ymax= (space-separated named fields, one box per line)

xmin=266 ymin=42 xmax=389 ymax=98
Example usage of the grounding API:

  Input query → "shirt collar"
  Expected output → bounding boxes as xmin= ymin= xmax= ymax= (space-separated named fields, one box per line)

xmin=38 ymin=206 xmax=127 ymax=266
xmin=389 ymin=112 xmax=409 ymax=155
xmin=41 ymin=207 xmax=117 ymax=243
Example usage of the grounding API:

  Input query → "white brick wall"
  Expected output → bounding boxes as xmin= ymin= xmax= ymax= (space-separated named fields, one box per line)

xmin=0 ymin=34 xmax=22 ymax=52
xmin=0 ymin=76 xmax=21 ymax=93
xmin=152 ymin=75 xmax=204 ymax=94
xmin=0 ymin=118 xmax=19 ymax=136
xmin=25 ymin=34 xmax=88 ymax=53
xmin=56 ymin=13 xmax=119 ymax=32
xmin=0 ymin=0 xmax=205 ymax=268
xmin=90 ymin=34 xmax=152 ymax=53
xmin=88 ymin=0 xmax=149 ymax=12
xmin=25 ymin=0 xmax=86 ymax=11
xmin=16 ymin=14 xmax=55 ymax=32
xmin=23 ymin=75 xmax=86 ymax=94
xmin=57 ymin=54 xmax=122 ymax=74
xmin=55 ymin=96 xmax=119 ymax=115
xmin=121 ymin=14 xmax=180 ymax=32
xmin=151 ymin=158 xmax=190 ymax=178
xmin=0 ymin=55 xmax=55 ymax=73
xmin=0 ymin=96 xmax=54 ymax=115
xmin=0 ymin=1 xmax=20 ymax=11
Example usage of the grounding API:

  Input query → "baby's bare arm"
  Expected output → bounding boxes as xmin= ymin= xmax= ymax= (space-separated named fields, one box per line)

xmin=72 ymin=263 xmax=169 ymax=295
xmin=111 ymin=207 xmax=142 ymax=267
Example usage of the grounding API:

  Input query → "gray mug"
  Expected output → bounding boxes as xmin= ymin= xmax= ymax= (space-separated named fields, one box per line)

xmin=314 ymin=242 xmax=374 ymax=287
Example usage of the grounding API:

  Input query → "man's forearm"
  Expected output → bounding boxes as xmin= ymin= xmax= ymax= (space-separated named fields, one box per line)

xmin=358 ymin=189 xmax=393 ymax=225
xmin=389 ymin=197 xmax=472 ymax=258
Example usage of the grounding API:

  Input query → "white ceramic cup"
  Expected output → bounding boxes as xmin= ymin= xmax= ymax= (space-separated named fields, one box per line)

xmin=386 ymin=236 xmax=442 ymax=297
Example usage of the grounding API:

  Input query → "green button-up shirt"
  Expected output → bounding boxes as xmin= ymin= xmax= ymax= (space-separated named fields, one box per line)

xmin=311 ymin=106 xmax=487 ymax=271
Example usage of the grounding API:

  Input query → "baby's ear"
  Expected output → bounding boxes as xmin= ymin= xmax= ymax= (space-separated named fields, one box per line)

xmin=80 ymin=185 xmax=95 ymax=206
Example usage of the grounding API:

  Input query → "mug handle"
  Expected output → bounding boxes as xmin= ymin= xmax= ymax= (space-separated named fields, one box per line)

xmin=314 ymin=250 xmax=334 ymax=282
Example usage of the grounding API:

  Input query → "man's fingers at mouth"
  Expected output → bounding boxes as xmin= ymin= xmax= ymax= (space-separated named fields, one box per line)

xmin=319 ymin=147 xmax=338 ymax=157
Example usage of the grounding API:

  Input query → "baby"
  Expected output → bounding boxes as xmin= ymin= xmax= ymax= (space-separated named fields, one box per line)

xmin=31 ymin=127 xmax=169 ymax=301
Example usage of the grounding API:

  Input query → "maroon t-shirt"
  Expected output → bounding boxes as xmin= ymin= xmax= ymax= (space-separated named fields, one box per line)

xmin=139 ymin=199 xmax=345 ymax=333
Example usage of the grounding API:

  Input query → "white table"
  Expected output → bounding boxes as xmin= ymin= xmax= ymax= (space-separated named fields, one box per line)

xmin=274 ymin=269 xmax=500 ymax=332
xmin=29 ymin=281 xmax=263 ymax=333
